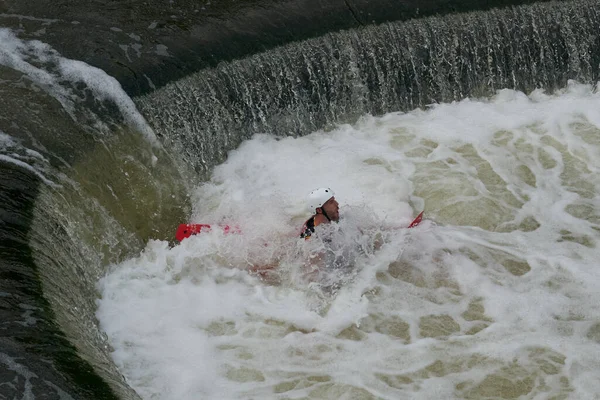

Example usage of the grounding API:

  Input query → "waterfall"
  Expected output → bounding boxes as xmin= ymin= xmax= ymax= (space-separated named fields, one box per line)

xmin=137 ymin=1 xmax=599 ymax=178
xmin=0 ymin=0 xmax=599 ymax=398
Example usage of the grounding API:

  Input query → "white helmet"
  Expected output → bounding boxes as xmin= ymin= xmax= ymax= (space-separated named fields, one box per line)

xmin=306 ymin=187 xmax=335 ymax=214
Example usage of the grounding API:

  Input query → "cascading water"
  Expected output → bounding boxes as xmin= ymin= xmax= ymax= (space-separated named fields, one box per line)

xmin=1 ymin=0 xmax=600 ymax=399
xmin=100 ymin=83 xmax=600 ymax=399
xmin=136 ymin=0 xmax=599 ymax=176
xmin=0 ymin=29 xmax=188 ymax=399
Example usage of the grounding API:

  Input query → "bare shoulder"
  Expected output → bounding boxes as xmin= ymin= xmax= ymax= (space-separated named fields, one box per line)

xmin=313 ymin=214 xmax=329 ymax=227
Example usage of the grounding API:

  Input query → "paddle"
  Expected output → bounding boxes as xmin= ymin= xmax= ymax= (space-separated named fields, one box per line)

xmin=176 ymin=211 xmax=424 ymax=242
xmin=407 ymin=211 xmax=424 ymax=228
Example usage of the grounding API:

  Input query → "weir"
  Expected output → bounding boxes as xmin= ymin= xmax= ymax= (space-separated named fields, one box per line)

xmin=137 ymin=1 xmax=600 ymax=177
xmin=0 ymin=0 xmax=598 ymax=398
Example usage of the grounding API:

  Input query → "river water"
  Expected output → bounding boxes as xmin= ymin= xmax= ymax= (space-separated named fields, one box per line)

xmin=97 ymin=84 xmax=600 ymax=399
xmin=2 ymin=1 xmax=600 ymax=398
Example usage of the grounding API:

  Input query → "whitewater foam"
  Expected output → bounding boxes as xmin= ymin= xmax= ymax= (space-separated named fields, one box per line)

xmin=0 ymin=28 xmax=158 ymax=145
xmin=98 ymin=82 xmax=600 ymax=399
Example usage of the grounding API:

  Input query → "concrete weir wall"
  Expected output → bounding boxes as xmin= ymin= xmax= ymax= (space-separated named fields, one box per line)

xmin=2 ymin=0 xmax=555 ymax=96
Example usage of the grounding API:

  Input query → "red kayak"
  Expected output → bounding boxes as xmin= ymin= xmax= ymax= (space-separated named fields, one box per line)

xmin=176 ymin=211 xmax=424 ymax=242
xmin=175 ymin=224 xmax=239 ymax=242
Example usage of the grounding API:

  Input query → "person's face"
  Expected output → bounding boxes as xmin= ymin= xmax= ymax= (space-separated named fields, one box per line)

xmin=321 ymin=196 xmax=339 ymax=221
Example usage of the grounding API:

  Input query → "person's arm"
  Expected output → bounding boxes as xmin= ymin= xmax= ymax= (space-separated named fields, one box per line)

xmin=248 ymin=262 xmax=280 ymax=284
xmin=301 ymin=248 xmax=327 ymax=283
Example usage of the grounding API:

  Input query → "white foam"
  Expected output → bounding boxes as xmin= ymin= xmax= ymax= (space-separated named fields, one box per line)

xmin=98 ymin=82 xmax=600 ymax=399
xmin=0 ymin=130 xmax=57 ymax=186
xmin=0 ymin=28 xmax=158 ymax=146
xmin=0 ymin=352 xmax=38 ymax=398
xmin=0 ymin=14 xmax=60 ymax=24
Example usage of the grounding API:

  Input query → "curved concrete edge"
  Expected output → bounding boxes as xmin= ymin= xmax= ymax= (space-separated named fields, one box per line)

xmin=2 ymin=0 xmax=555 ymax=96
xmin=0 ymin=163 xmax=125 ymax=400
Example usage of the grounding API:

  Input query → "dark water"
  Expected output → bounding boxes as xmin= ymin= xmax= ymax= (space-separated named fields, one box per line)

xmin=0 ymin=0 xmax=598 ymax=398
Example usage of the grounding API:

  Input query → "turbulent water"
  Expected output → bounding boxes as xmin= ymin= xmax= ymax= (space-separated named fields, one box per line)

xmin=0 ymin=27 xmax=186 ymax=399
xmin=137 ymin=0 xmax=600 ymax=178
xmin=97 ymin=84 xmax=600 ymax=399
xmin=2 ymin=0 xmax=600 ymax=399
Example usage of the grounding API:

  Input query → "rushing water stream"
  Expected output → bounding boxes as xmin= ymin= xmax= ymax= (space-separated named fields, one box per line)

xmin=1 ymin=0 xmax=600 ymax=399
xmin=99 ymin=84 xmax=600 ymax=399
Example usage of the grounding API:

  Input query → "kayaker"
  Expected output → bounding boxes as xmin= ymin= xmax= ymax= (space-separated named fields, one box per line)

xmin=300 ymin=187 xmax=339 ymax=239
